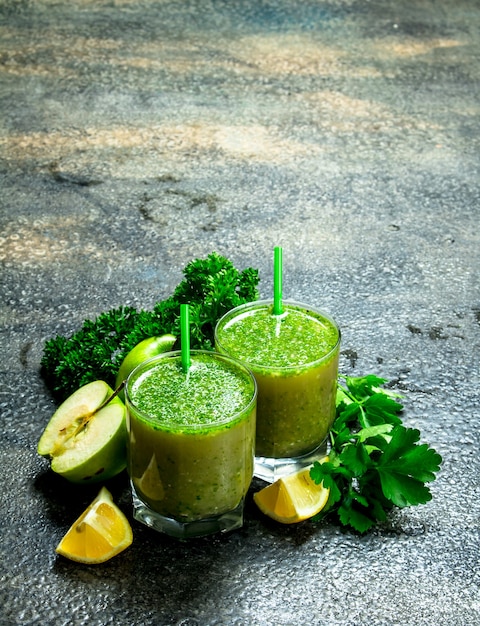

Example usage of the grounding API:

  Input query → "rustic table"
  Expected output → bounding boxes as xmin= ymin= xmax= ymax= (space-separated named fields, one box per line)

xmin=1 ymin=1 xmax=479 ymax=624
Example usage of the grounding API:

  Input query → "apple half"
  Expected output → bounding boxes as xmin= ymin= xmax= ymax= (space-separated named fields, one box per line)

xmin=38 ymin=380 xmax=127 ymax=483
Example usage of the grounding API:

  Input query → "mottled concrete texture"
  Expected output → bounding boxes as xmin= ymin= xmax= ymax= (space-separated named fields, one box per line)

xmin=1 ymin=1 xmax=479 ymax=624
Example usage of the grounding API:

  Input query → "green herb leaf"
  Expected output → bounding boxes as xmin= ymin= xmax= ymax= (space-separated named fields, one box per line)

xmin=360 ymin=393 xmax=403 ymax=428
xmin=356 ymin=424 xmax=393 ymax=443
xmin=339 ymin=442 xmax=371 ymax=477
xmin=338 ymin=494 xmax=376 ymax=533
xmin=376 ymin=425 xmax=443 ymax=507
xmin=345 ymin=374 xmax=387 ymax=398
xmin=310 ymin=461 xmax=344 ymax=511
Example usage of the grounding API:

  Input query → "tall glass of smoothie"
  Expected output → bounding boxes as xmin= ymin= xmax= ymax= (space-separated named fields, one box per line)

xmin=215 ymin=300 xmax=340 ymax=482
xmin=125 ymin=350 xmax=257 ymax=539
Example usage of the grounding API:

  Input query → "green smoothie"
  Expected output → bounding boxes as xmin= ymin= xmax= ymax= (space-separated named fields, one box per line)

xmin=125 ymin=351 xmax=256 ymax=526
xmin=215 ymin=300 xmax=340 ymax=459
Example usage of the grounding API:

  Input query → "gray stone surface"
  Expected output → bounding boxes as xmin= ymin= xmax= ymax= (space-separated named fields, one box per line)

xmin=1 ymin=0 xmax=479 ymax=624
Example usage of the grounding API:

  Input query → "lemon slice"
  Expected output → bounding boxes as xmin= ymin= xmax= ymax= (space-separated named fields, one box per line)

xmin=253 ymin=466 xmax=330 ymax=524
xmin=134 ymin=454 xmax=165 ymax=501
xmin=56 ymin=487 xmax=133 ymax=564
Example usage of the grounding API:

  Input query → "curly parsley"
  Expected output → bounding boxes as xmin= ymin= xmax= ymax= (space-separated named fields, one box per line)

xmin=41 ymin=252 xmax=259 ymax=400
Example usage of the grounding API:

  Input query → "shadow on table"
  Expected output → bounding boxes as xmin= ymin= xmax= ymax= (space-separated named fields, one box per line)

xmin=32 ymin=468 xmax=345 ymax=622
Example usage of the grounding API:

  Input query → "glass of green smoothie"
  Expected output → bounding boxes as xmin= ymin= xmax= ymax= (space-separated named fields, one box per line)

xmin=214 ymin=300 xmax=340 ymax=482
xmin=125 ymin=350 xmax=257 ymax=539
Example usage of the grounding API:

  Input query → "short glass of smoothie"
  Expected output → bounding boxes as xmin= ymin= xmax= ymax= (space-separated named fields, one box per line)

xmin=215 ymin=300 xmax=340 ymax=482
xmin=125 ymin=350 xmax=257 ymax=539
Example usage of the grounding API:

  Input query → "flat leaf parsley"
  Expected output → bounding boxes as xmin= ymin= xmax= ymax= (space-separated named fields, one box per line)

xmin=310 ymin=375 xmax=442 ymax=533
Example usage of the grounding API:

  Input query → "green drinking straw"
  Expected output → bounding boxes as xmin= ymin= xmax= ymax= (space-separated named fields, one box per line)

xmin=273 ymin=246 xmax=283 ymax=315
xmin=180 ymin=303 xmax=191 ymax=373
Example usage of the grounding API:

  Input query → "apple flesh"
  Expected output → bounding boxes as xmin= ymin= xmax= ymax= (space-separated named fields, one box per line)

xmin=38 ymin=380 xmax=127 ymax=483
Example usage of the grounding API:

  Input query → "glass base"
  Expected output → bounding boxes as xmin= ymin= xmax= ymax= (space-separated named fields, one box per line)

xmin=254 ymin=441 xmax=328 ymax=483
xmin=131 ymin=484 xmax=245 ymax=539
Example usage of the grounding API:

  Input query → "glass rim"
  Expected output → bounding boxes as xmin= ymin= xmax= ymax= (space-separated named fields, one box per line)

xmin=125 ymin=349 xmax=258 ymax=430
xmin=214 ymin=299 xmax=341 ymax=372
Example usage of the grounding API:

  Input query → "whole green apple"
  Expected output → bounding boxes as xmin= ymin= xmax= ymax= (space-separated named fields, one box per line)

xmin=115 ymin=334 xmax=176 ymax=396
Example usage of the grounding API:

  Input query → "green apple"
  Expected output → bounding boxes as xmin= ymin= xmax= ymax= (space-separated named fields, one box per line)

xmin=38 ymin=380 xmax=127 ymax=484
xmin=115 ymin=334 xmax=177 ymax=394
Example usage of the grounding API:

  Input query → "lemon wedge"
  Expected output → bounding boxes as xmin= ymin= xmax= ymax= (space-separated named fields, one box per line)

xmin=55 ymin=487 xmax=133 ymax=564
xmin=253 ymin=466 xmax=330 ymax=524
xmin=134 ymin=454 xmax=165 ymax=501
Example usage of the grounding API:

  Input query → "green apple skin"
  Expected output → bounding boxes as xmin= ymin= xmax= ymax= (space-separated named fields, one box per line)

xmin=115 ymin=335 xmax=177 ymax=396
xmin=38 ymin=380 xmax=127 ymax=484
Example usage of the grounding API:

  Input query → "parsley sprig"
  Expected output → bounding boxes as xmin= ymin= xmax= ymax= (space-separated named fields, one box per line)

xmin=41 ymin=253 xmax=259 ymax=400
xmin=310 ymin=375 xmax=442 ymax=533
